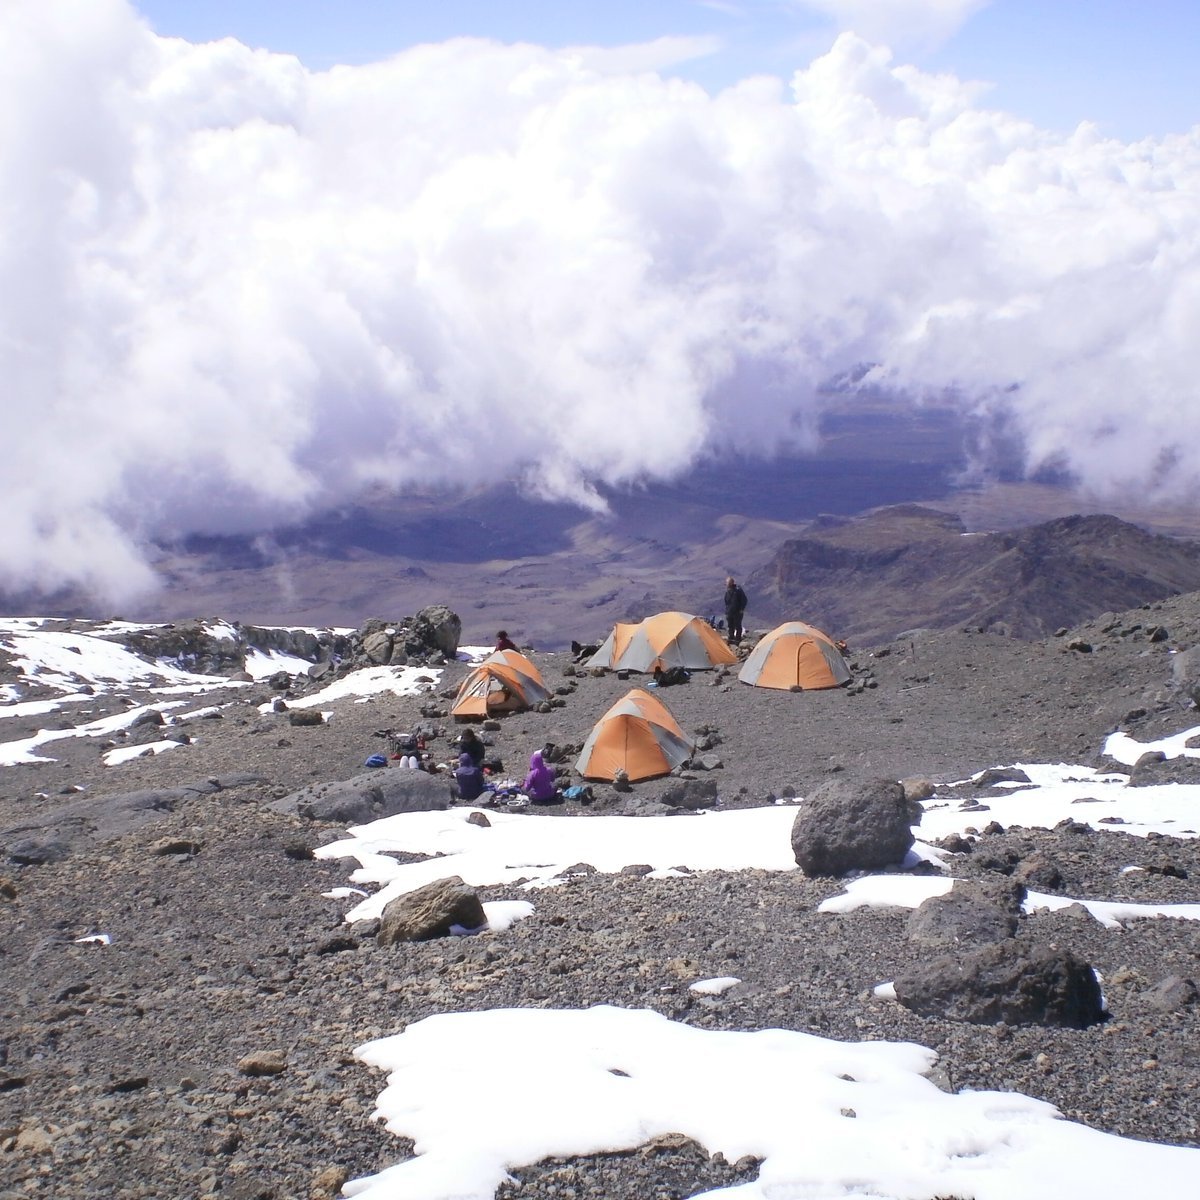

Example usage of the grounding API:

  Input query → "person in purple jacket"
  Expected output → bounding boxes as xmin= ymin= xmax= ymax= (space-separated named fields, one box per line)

xmin=453 ymin=752 xmax=486 ymax=802
xmin=522 ymin=750 xmax=559 ymax=804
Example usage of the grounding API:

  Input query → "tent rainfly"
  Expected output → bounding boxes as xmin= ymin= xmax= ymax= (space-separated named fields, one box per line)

xmin=575 ymin=688 xmax=694 ymax=782
xmin=737 ymin=621 xmax=851 ymax=691
xmin=585 ymin=611 xmax=737 ymax=673
xmin=451 ymin=650 xmax=551 ymax=719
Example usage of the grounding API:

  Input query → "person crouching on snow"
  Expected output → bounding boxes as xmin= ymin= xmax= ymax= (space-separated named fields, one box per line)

xmin=522 ymin=750 xmax=560 ymax=804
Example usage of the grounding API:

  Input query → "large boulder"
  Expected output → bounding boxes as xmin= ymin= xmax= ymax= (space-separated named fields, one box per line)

xmin=272 ymin=769 xmax=451 ymax=824
xmin=893 ymin=941 xmax=1105 ymax=1028
xmin=906 ymin=878 xmax=1025 ymax=947
xmin=791 ymin=777 xmax=915 ymax=877
xmin=377 ymin=876 xmax=487 ymax=944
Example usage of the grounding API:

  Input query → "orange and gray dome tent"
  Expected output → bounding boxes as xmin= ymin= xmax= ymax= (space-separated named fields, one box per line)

xmin=585 ymin=611 xmax=737 ymax=673
xmin=737 ymin=621 xmax=851 ymax=691
xmin=576 ymin=688 xmax=695 ymax=782
xmin=451 ymin=649 xmax=551 ymax=719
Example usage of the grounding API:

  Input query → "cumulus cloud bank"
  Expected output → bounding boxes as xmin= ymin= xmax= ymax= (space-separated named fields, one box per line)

xmin=3 ymin=0 xmax=1199 ymax=601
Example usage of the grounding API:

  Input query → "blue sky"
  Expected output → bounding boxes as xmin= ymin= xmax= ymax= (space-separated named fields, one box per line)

xmin=130 ymin=0 xmax=1198 ymax=142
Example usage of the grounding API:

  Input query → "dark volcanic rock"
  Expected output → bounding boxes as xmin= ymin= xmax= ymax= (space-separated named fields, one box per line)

xmin=893 ymin=942 xmax=1106 ymax=1028
xmin=905 ymin=877 xmax=1025 ymax=947
xmin=791 ymin=777 xmax=914 ymax=877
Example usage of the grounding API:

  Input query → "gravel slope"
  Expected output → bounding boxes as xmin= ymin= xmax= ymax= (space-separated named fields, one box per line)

xmin=3 ymin=594 xmax=1200 ymax=1198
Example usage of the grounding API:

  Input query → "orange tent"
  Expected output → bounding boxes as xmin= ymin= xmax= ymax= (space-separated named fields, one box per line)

xmin=451 ymin=650 xmax=551 ymax=719
xmin=575 ymin=688 xmax=694 ymax=782
xmin=737 ymin=621 xmax=850 ymax=691
xmin=586 ymin=612 xmax=736 ymax=673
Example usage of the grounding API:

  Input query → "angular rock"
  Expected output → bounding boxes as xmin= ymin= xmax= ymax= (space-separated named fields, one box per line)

xmin=893 ymin=942 xmax=1105 ymax=1028
xmin=287 ymin=709 xmax=325 ymax=727
xmin=362 ymin=629 xmax=394 ymax=665
xmin=906 ymin=878 xmax=1025 ymax=947
xmin=901 ymin=778 xmax=935 ymax=803
xmin=791 ymin=777 xmax=914 ymax=877
xmin=377 ymin=876 xmax=486 ymax=944
xmin=1144 ymin=975 xmax=1199 ymax=1013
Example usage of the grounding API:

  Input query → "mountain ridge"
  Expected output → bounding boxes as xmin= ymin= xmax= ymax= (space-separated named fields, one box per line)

xmin=750 ymin=507 xmax=1200 ymax=645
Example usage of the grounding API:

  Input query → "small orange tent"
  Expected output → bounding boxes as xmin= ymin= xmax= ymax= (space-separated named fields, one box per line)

xmin=738 ymin=621 xmax=850 ymax=691
xmin=586 ymin=612 xmax=736 ymax=673
xmin=575 ymin=688 xmax=694 ymax=782
xmin=451 ymin=650 xmax=551 ymax=719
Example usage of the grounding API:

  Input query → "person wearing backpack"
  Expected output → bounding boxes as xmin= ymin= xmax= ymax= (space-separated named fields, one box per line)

xmin=724 ymin=576 xmax=748 ymax=646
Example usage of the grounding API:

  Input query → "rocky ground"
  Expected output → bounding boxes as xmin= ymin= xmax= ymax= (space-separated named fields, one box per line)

xmin=3 ymin=593 xmax=1200 ymax=1198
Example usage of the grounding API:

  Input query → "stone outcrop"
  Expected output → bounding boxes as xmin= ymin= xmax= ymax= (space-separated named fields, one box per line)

xmin=116 ymin=609 xmax=461 ymax=679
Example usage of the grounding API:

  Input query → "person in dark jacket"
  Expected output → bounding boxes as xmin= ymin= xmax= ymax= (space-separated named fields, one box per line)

xmin=723 ymin=576 xmax=748 ymax=645
xmin=522 ymin=750 xmax=559 ymax=804
xmin=457 ymin=727 xmax=486 ymax=768
xmin=453 ymin=752 xmax=486 ymax=802
xmin=494 ymin=630 xmax=518 ymax=652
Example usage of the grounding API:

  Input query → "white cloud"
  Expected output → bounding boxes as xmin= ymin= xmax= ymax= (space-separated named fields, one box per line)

xmin=4 ymin=1 xmax=1200 ymax=603
xmin=794 ymin=0 xmax=992 ymax=53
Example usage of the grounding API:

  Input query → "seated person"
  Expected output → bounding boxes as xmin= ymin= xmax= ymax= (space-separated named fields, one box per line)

xmin=522 ymin=750 xmax=560 ymax=804
xmin=457 ymin=727 xmax=487 ymax=768
xmin=494 ymin=630 xmax=519 ymax=652
xmin=453 ymin=752 xmax=486 ymax=802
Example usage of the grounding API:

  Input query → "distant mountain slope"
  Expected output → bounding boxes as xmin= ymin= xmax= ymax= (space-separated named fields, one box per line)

xmin=748 ymin=506 xmax=1200 ymax=645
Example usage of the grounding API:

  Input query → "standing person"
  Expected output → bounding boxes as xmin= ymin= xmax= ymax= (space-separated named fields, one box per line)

xmin=522 ymin=750 xmax=559 ymax=804
xmin=494 ymin=630 xmax=518 ymax=652
xmin=724 ymin=576 xmax=748 ymax=646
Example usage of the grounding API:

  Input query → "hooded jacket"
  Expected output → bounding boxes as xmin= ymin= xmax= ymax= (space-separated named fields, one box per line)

xmin=522 ymin=750 xmax=557 ymax=802
xmin=454 ymin=752 xmax=486 ymax=801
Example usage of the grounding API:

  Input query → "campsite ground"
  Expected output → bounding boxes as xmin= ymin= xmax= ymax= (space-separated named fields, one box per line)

xmin=3 ymin=592 xmax=1200 ymax=1197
